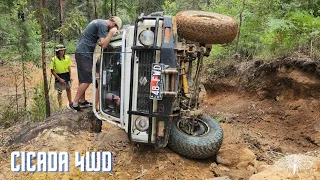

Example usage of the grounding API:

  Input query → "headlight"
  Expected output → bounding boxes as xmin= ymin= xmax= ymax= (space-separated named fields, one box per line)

xmin=135 ymin=116 xmax=149 ymax=131
xmin=139 ymin=30 xmax=154 ymax=46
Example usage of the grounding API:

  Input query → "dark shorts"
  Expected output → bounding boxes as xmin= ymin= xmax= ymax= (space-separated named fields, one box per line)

xmin=75 ymin=53 xmax=93 ymax=83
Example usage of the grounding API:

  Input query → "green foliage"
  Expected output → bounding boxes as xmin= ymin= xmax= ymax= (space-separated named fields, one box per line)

xmin=163 ymin=1 xmax=179 ymax=16
xmin=0 ymin=4 xmax=41 ymax=64
xmin=201 ymin=0 xmax=320 ymax=60
xmin=136 ymin=0 xmax=165 ymax=15
xmin=0 ymin=97 xmax=29 ymax=127
xmin=0 ymin=0 xmax=14 ymax=13
xmin=209 ymin=45 xmax=232 ymax=61
xmin=163 ymin=0 xmax=209 ymax=15
xmin=30 ymin=82 xmax=61 ymax=121
xmin=60 ymin=8 xmax=87 ymax=39
xmin=259 ymin=11 xmax=320 ymax=57
xmin=64 ymin=40 xmax=78 ymax=54
xmin=202 ymin=0 xmax=243 ymax=17
xmin=30 ymin=83 xmax=46 ymax=121
xmin=2 ymin=0 xmax=319 ymax=63
xmin=117 ymin=0 xmax=138 ymax=24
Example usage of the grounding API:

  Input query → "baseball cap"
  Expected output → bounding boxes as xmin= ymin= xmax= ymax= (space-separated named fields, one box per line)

xmin=55 ymin=44 xmax=66 ymax=52
xmin=111 ymin=16 xmax=122 ymax=30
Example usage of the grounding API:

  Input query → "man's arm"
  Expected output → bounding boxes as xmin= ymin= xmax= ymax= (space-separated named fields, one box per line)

xmin=98 ymin=27 xmax=117 ymax=49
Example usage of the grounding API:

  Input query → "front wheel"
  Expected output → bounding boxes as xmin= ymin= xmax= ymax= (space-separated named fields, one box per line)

xmin=168 ymin=115 xmax=223 ymax=159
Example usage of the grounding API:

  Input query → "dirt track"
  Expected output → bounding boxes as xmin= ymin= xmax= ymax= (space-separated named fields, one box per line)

xmin=0 ymin=58 xmax=320 ymax=179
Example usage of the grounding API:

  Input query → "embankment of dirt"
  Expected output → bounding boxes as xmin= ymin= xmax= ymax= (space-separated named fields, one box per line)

xmin=201 ymin=58 xmax=320 ymax=178
xmin=204 ymin=58 xmax=320 ymax=100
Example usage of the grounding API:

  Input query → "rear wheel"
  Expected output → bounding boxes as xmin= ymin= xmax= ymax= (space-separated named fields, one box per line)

xmin=176 ymin=10 xmax=238 ymax=44
xmin=168 ymin=115 xmax=223 ymax=159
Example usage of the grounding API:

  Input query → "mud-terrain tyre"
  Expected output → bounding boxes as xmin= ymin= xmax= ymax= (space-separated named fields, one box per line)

xmin=176 ymin=10 xmax=238 ymax=44
xmin=168 ymin=115 xmax=223 ymax=159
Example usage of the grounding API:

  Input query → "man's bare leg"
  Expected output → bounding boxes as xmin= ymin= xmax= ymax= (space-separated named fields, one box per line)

xmin=66 ymin=88 xmax=72 ymax=104
xmin=73 ymin=83 xmax=90 ymax=107
xmin=81 ymin=93 xmax=86 ymax=102
xmin=58 ymin=91 xmax=62 ymax=107
xmin=78 ymin=82 xmax=86 ymax=103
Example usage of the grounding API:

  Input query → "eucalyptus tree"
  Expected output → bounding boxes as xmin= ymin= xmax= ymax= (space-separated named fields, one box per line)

xmin=38 ymin=0 xmax=51 ymax=117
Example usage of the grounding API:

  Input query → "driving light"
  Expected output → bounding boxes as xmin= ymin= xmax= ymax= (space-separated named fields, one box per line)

xmin=135 ymin=116 xmax=149 ymax=131
xmin=139 ymin=30 xmax=154 ymax=46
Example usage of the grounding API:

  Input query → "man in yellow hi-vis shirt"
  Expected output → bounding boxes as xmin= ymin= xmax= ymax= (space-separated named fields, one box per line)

xmin=50 ymin=44 xmax=72 ymax=106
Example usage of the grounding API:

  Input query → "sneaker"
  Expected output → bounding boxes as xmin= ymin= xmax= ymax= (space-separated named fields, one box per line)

xmin=79 ymin=100 xmax=93 ymax=108
xmin=67 ymin=103 xmax=81 ymax=112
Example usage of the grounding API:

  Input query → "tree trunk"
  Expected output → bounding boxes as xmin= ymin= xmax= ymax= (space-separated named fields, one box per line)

xmin=104 ymin=0 xmax=107 ymax=19
xmin=235 ymin=0 xmax=245 ymax=59
xmin=94 ymin=0 xmax=98 ymax=19
xmin=114 ymin=0 xmax=117 ymax=16
xmin=111 ymin=0 xmax=113 ymax=16
xmin=14 ymin=66 xmax=19 ymax=117
xmin=22 ymin=60 xmax=27 ymax=109
xmin=87 ymin=0 xmax=91 ymax=22
xmin=310 ymin=39 xmax=313 ymax=58
xmin=59 ymin=0 xmax=64 ymax=44
xmin=39 ymin=0 xmax=51 ymax=117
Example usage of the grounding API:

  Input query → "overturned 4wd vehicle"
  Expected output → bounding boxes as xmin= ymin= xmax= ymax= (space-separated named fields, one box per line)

xmin=93 ymin=11 xmax=238 ymax=159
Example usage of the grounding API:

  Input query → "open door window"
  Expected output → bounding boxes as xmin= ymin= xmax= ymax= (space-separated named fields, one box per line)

xmin=100 ymin=44 xmax=122 ymax=118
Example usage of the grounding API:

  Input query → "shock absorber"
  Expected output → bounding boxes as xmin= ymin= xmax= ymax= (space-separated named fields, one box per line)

xmin=181 ymin=56 xmax=189 ymax=94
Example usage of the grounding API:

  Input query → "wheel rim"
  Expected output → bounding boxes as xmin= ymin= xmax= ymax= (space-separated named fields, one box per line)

xmin=177 ymin=117 xmax=210 ymax=136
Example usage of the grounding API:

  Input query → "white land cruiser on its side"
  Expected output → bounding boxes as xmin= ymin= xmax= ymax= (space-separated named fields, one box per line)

xmin=93 ymin=11 xmax=238 ymax=159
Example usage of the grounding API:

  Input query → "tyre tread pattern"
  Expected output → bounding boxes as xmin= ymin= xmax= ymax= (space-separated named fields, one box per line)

xmin=176 ymin=10 xmax=239 ymax=44
xmin=168 ymin=115 xmax=223 ymax=159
